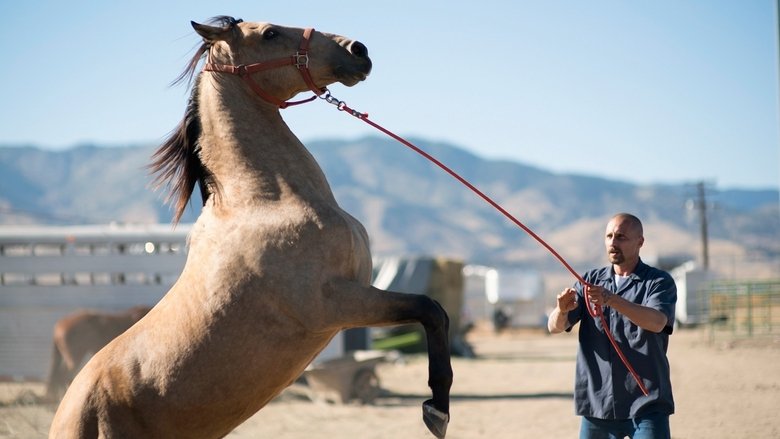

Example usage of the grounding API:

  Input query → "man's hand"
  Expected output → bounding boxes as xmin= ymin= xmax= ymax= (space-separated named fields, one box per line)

xmin=585 ymin=285 xmax=613 ymax=307
xmin=548 ymin=288 xmax=578 ymax=334
xmin=557 ymin=288 xmax=578 ymax=312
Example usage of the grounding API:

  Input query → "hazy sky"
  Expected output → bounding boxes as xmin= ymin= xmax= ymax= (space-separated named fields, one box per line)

xmin=1 ymin=1 xmax=778 ymax=190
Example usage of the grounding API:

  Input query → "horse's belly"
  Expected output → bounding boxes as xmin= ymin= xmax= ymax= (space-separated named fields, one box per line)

xmin=144 ymin=301 xmax=332 ymax=392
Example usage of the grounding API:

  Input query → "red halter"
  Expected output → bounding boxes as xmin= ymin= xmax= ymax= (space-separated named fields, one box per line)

xmin=203 ymin=28 xmax=326 ymax=108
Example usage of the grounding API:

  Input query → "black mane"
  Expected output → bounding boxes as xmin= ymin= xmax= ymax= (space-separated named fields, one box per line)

xmin=148 ymin=75 xmax=214 ymax=224
xmin=148 ymin=17 xmax=242 ymax=224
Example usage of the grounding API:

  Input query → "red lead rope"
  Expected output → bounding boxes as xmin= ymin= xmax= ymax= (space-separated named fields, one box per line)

xmin=318 ymin=92 xmax=649 ymax=396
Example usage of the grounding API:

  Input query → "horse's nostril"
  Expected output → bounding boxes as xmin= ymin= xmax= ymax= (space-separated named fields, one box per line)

xmin=350 ymin=41 xmax=368 ymax=58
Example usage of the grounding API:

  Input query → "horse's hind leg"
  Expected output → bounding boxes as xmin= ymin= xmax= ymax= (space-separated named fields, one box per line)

xmin=322 ymin=279 xmax=452 ymax=438
xmin=47 ymin=334 xmax=81 ymax=402
xmin=46 ymin=343 xmax=66 ymax=401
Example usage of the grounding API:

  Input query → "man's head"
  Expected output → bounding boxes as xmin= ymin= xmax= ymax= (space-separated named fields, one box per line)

xmin=604 ymin=213 xmax=644 ymax=273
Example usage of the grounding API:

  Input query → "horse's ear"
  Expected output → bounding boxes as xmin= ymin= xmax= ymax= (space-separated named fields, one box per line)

xmin=191 ymin=21 xmax=230 ymax=43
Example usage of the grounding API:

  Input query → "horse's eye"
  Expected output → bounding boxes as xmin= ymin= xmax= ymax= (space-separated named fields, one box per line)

xmin=263 ymin=29 xmax=279 ymax=40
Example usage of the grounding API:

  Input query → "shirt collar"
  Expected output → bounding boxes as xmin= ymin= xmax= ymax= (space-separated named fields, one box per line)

xmin=595 ymin=258 xmax=649 ymax=283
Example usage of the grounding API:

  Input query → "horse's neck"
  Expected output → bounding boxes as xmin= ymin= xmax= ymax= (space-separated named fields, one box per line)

xmin=199 ymin=83 xmax=336 ymax=208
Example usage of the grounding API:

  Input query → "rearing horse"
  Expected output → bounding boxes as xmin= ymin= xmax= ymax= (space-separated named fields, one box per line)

xmin=50 ymin=17 xmax=452 ymax=438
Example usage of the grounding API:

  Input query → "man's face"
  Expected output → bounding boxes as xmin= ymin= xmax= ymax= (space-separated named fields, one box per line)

xmin=604 ymin=217 xmax=644 ymax=267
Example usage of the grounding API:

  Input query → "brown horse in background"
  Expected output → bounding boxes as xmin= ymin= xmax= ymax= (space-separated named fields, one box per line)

xmin=45 ymin=305 xmax=152 ymax=401
xmin=50 ymin=16 xmax=451 ymax=439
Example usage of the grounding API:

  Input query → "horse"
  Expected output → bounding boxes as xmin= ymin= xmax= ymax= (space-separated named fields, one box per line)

xmin=45 ymin=306 xmax=152 ymax=401
xmin=50 ymin=17 xmax=452 ymax=438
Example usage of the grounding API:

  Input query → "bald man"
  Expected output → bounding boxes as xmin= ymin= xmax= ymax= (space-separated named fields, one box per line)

xmin=548 ymin=213 xmax=677 ymax=439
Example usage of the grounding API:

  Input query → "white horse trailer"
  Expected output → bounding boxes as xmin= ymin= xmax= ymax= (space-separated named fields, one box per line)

xmin=0 ymin=223 xmax=189 ymax=380
xmin=671 ymin=261 xmax=716 ymax=327
xmin=463 ymin=265 xmax=546 ymax=329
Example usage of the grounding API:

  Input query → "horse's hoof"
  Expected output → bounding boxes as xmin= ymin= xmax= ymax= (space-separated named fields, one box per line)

xmin=422 ymin=399 xmax=449 ymax=438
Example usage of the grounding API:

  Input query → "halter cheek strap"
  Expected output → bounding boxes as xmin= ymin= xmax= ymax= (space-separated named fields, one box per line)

xmin=203 ymin=28 xmax=326 ymax=109
xmin=296 ymin=28 xmax=324 ymax=96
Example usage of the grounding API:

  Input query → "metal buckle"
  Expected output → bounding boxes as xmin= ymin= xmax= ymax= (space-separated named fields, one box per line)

xmin=294 ymin=52 xmax=309 ymax=69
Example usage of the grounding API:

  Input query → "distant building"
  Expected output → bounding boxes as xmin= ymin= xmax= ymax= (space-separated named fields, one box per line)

xmin=671 ymin=261 xmax=716 ymax=327
xmin=463 ymin=265 xmax=546 ymax=330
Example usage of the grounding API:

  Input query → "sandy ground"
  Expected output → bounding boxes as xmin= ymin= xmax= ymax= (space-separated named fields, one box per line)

xmin=1 ymin=326 xmax=778 ymax=438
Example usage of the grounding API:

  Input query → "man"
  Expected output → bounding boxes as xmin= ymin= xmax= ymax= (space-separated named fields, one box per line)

xmin=548 ymin=213 xmax=676 ymax=439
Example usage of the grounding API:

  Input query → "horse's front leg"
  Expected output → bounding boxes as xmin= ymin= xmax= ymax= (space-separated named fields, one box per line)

xmin=322 ymin=279 xmax=452 ymax=438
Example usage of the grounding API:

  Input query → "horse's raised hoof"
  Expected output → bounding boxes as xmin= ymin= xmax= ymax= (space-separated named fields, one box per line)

xmin=422 ymin=399 xmax=449 ymax=438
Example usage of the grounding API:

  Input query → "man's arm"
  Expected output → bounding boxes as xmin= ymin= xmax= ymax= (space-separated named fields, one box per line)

xmin=548 ymin=288 xmax=577 ymax=334
xmin=586 ymin=285 xmax=668 ymax=333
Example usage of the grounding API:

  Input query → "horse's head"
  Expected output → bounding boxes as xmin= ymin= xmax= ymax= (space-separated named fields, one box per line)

xmin=192 ymin=16 xmax=372 ymax=105
xmin=152 ymin=17 xmax=373 ymax=224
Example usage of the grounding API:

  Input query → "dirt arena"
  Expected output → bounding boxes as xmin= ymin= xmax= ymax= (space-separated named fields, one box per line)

xmin=1 ymin=326 xmax=778 ymax=438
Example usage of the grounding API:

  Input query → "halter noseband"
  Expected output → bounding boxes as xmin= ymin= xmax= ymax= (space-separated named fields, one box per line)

xmin=203 ymin=28 xmax=326 ymax=109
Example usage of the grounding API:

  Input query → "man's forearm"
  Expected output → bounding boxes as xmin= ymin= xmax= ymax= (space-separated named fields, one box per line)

xmin=547 ymin=307 xmax=570 ymax=334
xmin=609 ymin=296 xmax=668 ymax=333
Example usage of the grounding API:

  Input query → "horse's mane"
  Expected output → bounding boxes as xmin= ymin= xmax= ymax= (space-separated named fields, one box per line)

xmin=148 ymin=16 xmax=241 ymax=224
xmin=148 ymin=75 xmax=211 ymax=224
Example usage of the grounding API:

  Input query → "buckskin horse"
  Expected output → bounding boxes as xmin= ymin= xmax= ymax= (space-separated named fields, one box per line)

xmin=50 ymin=17 xmax=451 ymax=438
xmin=45 ymin=305 xmax=152 ymax=401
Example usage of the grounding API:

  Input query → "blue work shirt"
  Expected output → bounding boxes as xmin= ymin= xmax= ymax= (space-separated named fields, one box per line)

xmin=565 ymin=259 xmax=676 ymax=420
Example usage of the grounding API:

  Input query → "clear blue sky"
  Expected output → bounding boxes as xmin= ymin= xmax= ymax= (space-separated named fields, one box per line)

xmin=1 ymin=1 xmax=778 ymax=190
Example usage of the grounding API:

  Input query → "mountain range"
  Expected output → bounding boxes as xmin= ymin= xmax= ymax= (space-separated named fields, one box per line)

xmin=1 ymin=137 xmax=778 ymax=285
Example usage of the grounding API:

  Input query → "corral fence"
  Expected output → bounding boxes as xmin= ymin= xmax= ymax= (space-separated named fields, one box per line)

xmin=704 ymin=280 xmax=780 ymax=342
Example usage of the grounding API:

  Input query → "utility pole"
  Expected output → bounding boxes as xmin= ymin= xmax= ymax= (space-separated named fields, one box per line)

xmin=686 ymin=181 xmax=712 ymax=271
xmin=696 ymin=181 xmax=710 ymax=271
